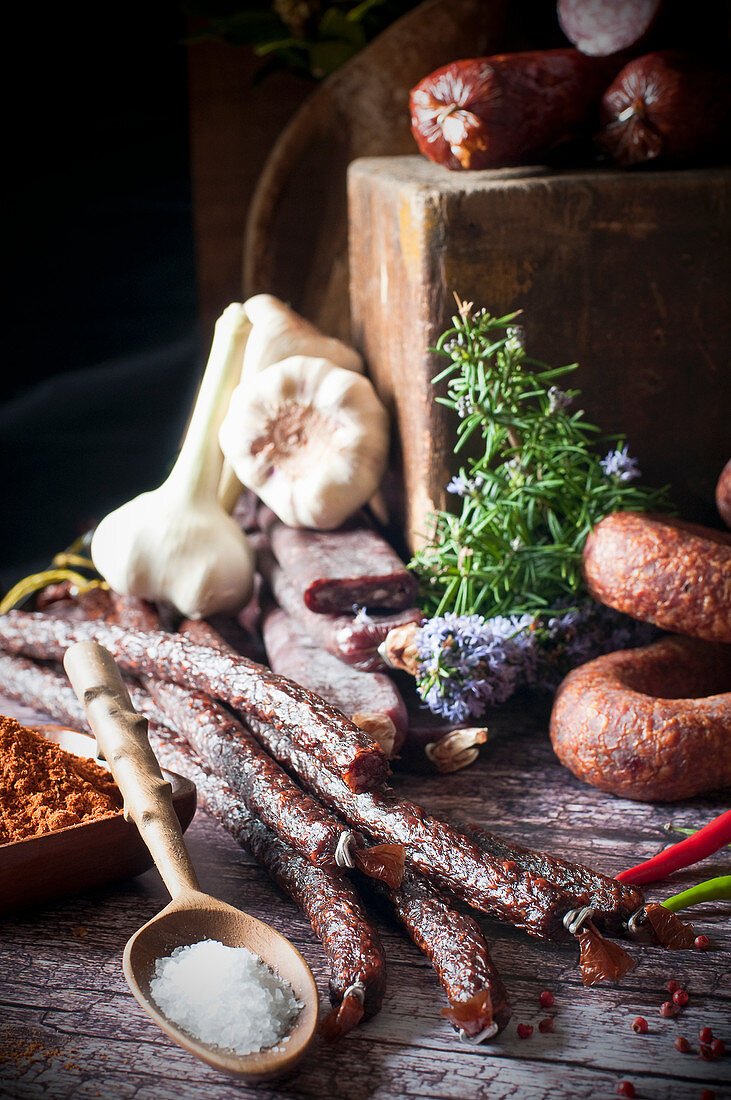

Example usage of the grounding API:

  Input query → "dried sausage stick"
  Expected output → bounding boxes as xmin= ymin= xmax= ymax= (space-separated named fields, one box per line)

xmin=550 ymin=636 xmax=731 ymax=802
xmin=0 ymin=610 xmax=389 ymax=793
xmin=148 ymin=726 xmax=387 ymax=1039
xmin=463 ymin=823 xmax=644 ymax=936
xmin=259 ymin=548 xmax=422 ymax=672
xmin=370 ymin=867 xmax=512 ymax=1040
xmin=142 ymin=675 xmax=404 ymax=886
xmin=240 ymin=717 xmax=577 ymax=941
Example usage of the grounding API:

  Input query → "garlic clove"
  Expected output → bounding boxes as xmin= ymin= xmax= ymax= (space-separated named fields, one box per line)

xmin=242 ymin=295 xmax=364 ymax=376
xmin=92 ymin=495 xmax=255 ymax=620
xmin=218 ymin=355 xmax=389 ymax=530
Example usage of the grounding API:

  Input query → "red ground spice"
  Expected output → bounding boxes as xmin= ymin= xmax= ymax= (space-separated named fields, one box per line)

xmin=0 ymin=716 xmax=121 ymax=843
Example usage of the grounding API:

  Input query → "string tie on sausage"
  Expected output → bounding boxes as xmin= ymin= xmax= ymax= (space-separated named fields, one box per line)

xmin=335 ymin=830 xmax=357 ymax=869
xmin=563 ymin=905 xmax=595 ymax=935
xmin=458 ymin=1022 xmax=499 ymax=1044
xmin=626 ymin=905 xmax=647 ymax=937
xmin=342 ymin=980 xmax=366 ymax=1003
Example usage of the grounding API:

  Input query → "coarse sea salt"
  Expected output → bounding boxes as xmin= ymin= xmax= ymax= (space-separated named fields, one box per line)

xmin=149 ymin=939 xmax=302 ymax=1055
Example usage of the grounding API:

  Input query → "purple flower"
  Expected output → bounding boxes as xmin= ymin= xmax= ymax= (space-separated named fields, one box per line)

xmin=414 ymin=601 xmax=658 ymax=718
xmin=446 ymin=472 xmax=484 ymax=496
xmin=547 ymin=386 xmax=572 ymax=414
xmin=600 ymin=445 xmax=641 ymax=483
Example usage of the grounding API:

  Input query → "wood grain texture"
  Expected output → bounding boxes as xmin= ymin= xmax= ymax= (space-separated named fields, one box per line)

xmin=1 ymin=691 xmax=729 ymax=1098
xmin=348 ymin=157 xmax=731 ymax=546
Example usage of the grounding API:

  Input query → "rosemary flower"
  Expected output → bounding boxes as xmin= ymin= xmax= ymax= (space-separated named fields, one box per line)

xmin=600 ymin=444 xmax=641 ymax=483
xmin=547 ymin=386 xmax=572 ymax=414
xmin=447 ymin=472 xmax=484 ymax=497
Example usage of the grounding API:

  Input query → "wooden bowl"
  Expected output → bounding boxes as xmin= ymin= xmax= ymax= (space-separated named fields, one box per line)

xmin=0 ymin=725 xmax=197 ymax=915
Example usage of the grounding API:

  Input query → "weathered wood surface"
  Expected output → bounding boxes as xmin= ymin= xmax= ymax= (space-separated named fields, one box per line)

xmin=348 ymin=157 xmax=731 ymax=546
xmin=1 ymin=692 xmax=729 ymax=1100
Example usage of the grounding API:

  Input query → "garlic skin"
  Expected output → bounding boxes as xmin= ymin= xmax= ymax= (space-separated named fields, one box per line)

xmin=243 ymin=294 xmax=364 ymax=376
xmin=219 ymin=355 xmax=389 ymax=530
xmin=91 ymin=303 xmax=255 ymax=619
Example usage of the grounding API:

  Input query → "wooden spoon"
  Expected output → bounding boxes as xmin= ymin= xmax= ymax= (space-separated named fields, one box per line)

xmin=63 ymin=640 xmax=319 ymax=1081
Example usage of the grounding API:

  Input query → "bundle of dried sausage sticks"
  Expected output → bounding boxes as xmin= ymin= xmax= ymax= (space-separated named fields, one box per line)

xmin=0 ymin=578 xmax=694 ymax=1041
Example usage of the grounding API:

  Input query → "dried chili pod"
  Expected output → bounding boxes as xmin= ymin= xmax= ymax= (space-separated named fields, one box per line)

xmin=596 ymin=51 xmax=731 ymax=167
xmin=409 ymin=49 xmax=616 ymax=171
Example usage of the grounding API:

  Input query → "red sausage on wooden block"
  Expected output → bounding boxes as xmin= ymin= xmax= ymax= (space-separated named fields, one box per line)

xmin=409 ymin=50 xmax=615 ymax=171
xmin=596 ymin=51 xmax=731 ymax=167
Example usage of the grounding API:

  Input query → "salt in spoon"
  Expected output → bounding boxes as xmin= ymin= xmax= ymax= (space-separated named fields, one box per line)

xmin=63 ymin=640 xmax=319 ymax=1081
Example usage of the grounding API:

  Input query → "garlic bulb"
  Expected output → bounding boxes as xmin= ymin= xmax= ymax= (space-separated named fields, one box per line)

xmin=218 ymin=354 xmax=389 ymax=529
xmin=243 ymin=294 xmax=364 ymax=375
xmin=91 ymin=304 xmax=255 ymax=619
xmin=217 ymin=295 xmax=366 ymax=513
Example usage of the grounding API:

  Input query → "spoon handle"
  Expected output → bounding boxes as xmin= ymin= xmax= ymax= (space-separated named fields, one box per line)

xmin=64 ymin=640 xmax=200 ymax=899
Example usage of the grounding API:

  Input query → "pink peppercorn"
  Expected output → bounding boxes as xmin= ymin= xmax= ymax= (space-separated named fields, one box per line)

xmin=694 ymin=934 xmax=710 ymax=951
xmin=699 ymin=1027 xmax=714 ymax=1044
xmin=674 ymin=1036 xmax=691 ymax=1053
xmin=616 ymin=1083 xmax=636 ymax=1098
xmin=660 ymin=1001 xmax=679 ymax=1018
xmin=699 ymin=1043 xmax=714 ymax=1061
xmin=666 ymin=979 xmax=680 ymax=994
xmin=673 ymin=989 xmax=689 ymax=1007
xmin=632 ymin=1017 xmax=649 ymax=1034
xmin=710 ymin=1038 xmax=725 ymax=1058
xmin=539 ymin=990 xmax=555 ymax=1008
xmin=538 ymin=1017 xmax=554 ymax=1034
xmin=516 ymin=1023 xmax=533 ymax=1040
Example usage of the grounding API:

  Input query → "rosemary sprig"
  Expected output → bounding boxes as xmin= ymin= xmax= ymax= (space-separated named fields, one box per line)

xmin=411 ymin=300 xmax=673 ymax=620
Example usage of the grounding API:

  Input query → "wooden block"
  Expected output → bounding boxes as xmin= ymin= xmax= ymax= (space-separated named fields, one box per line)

xmin=348 ymin=156 xmax=731 ymax=549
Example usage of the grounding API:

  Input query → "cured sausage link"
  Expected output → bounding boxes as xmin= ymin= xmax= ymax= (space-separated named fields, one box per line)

xmin=260 ymin=549 xmax=422 ymax=672
xmin=142 ymin=675 xmax=404 ymax=886
xmin=242 ymin=718 xmax=574 ymax=941
xmin=373 ymin=868 xmax=512 ymax=1039
xmin=148 ymin=727 xmax=387 ymax=1038
xmin=464 ymin=823 xmax=644 ymax=934
xmin=0 ymin=611 xmax=389 ymax=793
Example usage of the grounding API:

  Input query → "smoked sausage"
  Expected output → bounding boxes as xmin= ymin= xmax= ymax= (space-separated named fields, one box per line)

xmin=582 ymin=512 xmax=731 ymax=644
xmin=550 ymin=636 xmax=731 ymax=801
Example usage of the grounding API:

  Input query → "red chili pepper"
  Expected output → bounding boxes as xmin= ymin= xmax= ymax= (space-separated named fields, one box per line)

xmin=616 ymin=810 xmax=731 ymax=885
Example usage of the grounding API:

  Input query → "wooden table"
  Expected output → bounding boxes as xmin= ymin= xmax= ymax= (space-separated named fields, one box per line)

xmin=1 ymin=694 xmax=729 ymax=1100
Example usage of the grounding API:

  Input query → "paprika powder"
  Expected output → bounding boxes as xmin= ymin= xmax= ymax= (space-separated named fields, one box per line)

xmin=0 ymin=715 xmax=121 ymax=843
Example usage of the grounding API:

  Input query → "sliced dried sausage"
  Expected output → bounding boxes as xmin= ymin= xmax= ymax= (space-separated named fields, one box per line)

xmin=558 ymin=0 xmax=662 ymax=57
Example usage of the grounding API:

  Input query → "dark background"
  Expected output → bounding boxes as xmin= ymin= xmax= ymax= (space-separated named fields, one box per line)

xmin=2 ymin=3 xmax=201 ymax=591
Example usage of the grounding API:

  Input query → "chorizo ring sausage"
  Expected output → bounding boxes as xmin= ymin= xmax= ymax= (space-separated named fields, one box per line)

xmin=550 ymin=636 xmax=731 ymax=802
xmin=582 ymin=512 xmax=731 ymax=643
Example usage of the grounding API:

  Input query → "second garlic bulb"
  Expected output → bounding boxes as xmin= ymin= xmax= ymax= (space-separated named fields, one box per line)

xmin=219 ymin=355 xmax=389 ymax=529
